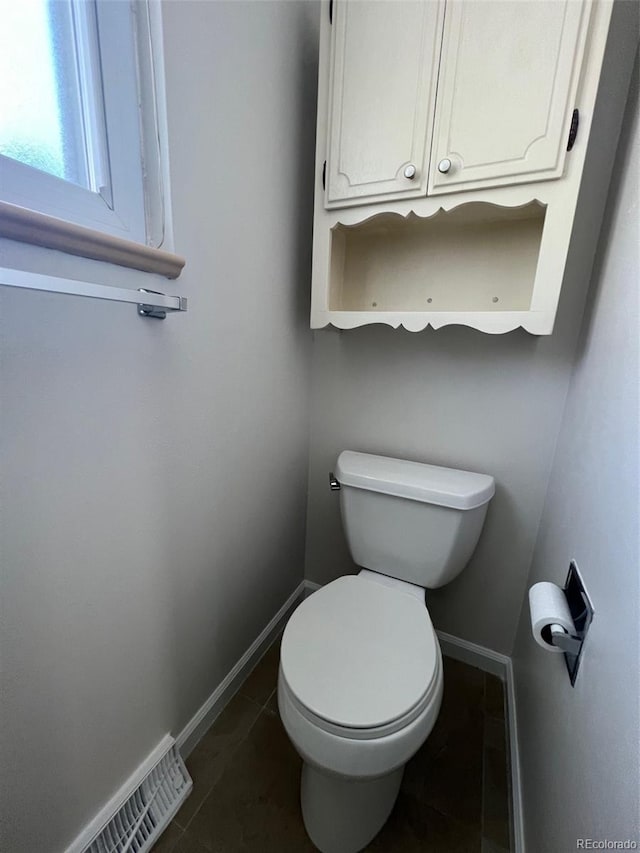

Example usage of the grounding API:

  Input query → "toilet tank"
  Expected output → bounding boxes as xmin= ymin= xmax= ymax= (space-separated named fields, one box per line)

xmin=335 ymin=451 xmax=495 ymax=589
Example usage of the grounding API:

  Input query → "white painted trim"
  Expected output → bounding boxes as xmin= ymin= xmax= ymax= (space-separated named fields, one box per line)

xmin=504 ymin=656 xmax=525 ymax=853
xmin=436 ymin=631 xmax=525 ymax=853
xmin=176 ymin=581 xmax=306 ymax=758
xmin=303 ymin=579 xmax=321 ymax=597
xmin=435 ymin=630 xmax=509 ymax=678
xmin=65 ymin=734 xmax=175 ymax=853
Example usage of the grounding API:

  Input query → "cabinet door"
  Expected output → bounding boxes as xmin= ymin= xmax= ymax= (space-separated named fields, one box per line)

xmin=429 ymin=1 xmax=590 ymax=195
xmin=326 ymin=0 xmax=444 ymax=208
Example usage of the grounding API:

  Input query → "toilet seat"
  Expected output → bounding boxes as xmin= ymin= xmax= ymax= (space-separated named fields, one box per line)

xmin=280 ymin=575 xmax=440 ymax=738
xmin=279 ymin=667 xmax=441 ymax=740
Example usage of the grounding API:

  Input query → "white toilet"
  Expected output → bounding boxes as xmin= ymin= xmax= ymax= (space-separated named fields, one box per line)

xmin=278 ymin=450 xmax=495 ymax=853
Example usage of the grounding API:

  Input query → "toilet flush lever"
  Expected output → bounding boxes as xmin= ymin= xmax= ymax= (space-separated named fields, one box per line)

xmin=329 ymin=472 xmax=341 ymax=491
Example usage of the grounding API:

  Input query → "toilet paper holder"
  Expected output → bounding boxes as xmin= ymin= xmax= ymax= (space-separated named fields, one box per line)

xmin=551 ymin=562 xmax=594 ymax=686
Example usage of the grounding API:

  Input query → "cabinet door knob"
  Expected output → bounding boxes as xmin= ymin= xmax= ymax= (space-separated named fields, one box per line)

xmin=403 ymin=164 xmax=417 ymax=180
xmin=438 ymin=158 xmax=452 ymax=174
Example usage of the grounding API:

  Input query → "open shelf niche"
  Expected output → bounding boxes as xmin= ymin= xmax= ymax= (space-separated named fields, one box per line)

xmin=328 ymin=201 xmax=546 ymax=313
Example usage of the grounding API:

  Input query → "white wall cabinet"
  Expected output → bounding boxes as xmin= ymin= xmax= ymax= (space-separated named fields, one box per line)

xmin=326 ymin=0 xmax=444 ymax=206
xmin=428 ymin=0 xmax=590 ymax=195
xmin=311 ymin=0 xmax=638 ymax=335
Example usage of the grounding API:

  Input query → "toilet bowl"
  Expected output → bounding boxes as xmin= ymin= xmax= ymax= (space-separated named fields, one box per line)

xmin=278 ymin=451 xmax=494 ymax=852
xmin=279 ymin=572 xmax=443 ymax=853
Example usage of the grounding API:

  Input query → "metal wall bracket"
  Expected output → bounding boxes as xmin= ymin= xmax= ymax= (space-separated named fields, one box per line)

xmin=137 ymin=289 xmax=187 ymax=319
xmin=550 ymin=561 xmax=594 ymax=686
xmin=550 ymin=625 xmax=582 ymax=656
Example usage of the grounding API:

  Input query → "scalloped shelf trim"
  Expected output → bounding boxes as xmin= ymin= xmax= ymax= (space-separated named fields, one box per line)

xmin=331 ymin=198 xmax=547 ymax=232
xmin=311 ymin=311 xmax=553 ymax=336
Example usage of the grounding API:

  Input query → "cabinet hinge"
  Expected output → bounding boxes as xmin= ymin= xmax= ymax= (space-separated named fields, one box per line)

xmin=329 ymin=0 xmax=333 ymax=24
xmin=322 ymin=160 xmax=326 ymax=190
xmin=567 ymin=109 xmax=579 ymax=151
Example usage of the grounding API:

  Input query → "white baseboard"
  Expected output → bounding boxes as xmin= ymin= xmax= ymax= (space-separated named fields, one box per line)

xmin=176 ymin=580 xmax=306 ymax=758
xmin=436 ymin=630 xmax=510 ymax=677
xmin=504 ymin=656 xmax=525 ymax=853
xmin=303 ymin=579 xmax=321 ymax=597
xmin=66 ymin=582 xmax=306 ymax=853
xmin=436 ymin=631 xmax=525 ymax=853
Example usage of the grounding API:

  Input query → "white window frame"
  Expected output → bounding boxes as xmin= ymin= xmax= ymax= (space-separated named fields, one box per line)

xmin=0 ymin=0 xmax=171 ymax=260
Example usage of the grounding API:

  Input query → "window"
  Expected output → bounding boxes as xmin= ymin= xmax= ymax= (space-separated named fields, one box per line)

xmin=1 ymin=1 xmax=97 ymax=186
xmin=0 ymin=0 xmax=173 ymax=266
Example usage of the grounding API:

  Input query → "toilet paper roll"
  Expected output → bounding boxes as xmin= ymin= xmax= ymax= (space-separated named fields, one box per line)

xmin=529 ymin=581 xmax=575 ymax=653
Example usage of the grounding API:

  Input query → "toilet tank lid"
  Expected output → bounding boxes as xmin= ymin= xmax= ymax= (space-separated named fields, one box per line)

xmin=335 ymin=451 xmax=495 ymax=510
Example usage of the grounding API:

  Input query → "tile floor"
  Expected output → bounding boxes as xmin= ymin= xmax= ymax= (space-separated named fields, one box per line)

xmin=153 ymin=642 xmax=513 ymax=853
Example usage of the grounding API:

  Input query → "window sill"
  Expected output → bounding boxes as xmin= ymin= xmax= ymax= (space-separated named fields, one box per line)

xmin=0 ymin=200 xmax=185 ymax=279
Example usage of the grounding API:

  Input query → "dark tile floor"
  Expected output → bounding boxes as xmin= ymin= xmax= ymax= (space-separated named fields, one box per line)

xmin=153 ymin=642 xmax=512 ymax=853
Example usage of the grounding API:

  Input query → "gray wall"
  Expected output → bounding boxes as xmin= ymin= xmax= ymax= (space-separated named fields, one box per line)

xmin=512 ymin=65 xmax=639 ymax=849
xmin=0 ymin=3 xmax=318 ymax=851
